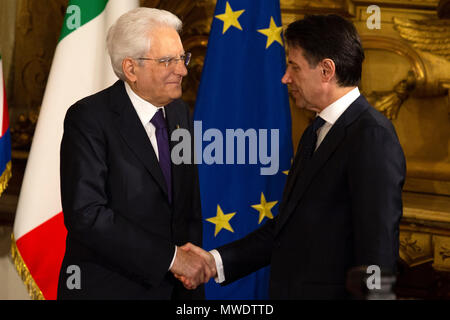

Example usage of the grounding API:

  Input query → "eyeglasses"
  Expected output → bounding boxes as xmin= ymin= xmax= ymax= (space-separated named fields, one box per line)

xmin=137 ymin=52 xmax=191 ymax=68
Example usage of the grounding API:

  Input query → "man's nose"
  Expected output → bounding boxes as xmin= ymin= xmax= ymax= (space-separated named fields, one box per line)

xmin=174 ymin=61 xmax=188 ymax=77
xmin=281 ymin=71 xmax=291 ymax=84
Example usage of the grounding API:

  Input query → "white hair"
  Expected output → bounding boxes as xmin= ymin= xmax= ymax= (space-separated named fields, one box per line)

xmin=107 ymin=7 xmax=182 ymax=81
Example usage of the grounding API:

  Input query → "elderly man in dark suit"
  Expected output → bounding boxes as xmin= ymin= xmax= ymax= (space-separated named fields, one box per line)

xmin=179 ymin=14 xmax=406 ymax=300
xmin=57 ymin=7 xmax=213 ymax=300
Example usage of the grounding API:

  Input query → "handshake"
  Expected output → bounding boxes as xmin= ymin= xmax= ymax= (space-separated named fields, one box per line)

xmin=170 ymin=243 xmax=217 ymax=290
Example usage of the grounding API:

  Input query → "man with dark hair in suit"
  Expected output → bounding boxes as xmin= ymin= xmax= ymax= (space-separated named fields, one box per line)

xmin=57 ymin=7 xmax=213 ymax=299
xmin=178 ymin=14 xmax=406 ymax=299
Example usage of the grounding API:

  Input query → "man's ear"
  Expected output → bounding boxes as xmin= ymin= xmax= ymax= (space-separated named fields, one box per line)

xmin=320 ymin=58 xmax=336 ymax=82
xmin=122 ymin=57 xmax=137 ymax=83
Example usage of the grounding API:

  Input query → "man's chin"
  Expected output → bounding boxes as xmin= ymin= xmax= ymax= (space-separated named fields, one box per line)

xmin=172 ymin=90 xmax=183 ymax=99
xmin=293 ymin=99 xmax=307 ymax=109
xmin=167 ymin=90 xmax=183 ymax=102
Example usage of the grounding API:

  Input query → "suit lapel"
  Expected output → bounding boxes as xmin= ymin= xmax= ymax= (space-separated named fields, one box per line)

xmin=275 ymin=96 xmax=370 ymax=236
xmin=165 ymin=101 xmax=185 ymax=206
xmin=278 ymin=126 xmax=312 ymax=214
xmin=111 ymin=81 xmax=168 ymax=198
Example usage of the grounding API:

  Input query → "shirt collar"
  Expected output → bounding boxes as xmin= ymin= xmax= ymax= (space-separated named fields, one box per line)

xmin=124 ymin=81 xmax=165 ymax=127
xmin=318 ymin=87 xmax=360 ymax=125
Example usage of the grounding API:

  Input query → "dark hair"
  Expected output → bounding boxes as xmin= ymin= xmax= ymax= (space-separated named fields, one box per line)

xmin=284 ymin=14 xmax=365 ymax=87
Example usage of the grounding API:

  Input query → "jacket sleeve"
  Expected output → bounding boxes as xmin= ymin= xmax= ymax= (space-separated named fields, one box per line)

xmin=216 ymin=217 xmax=276 ymax=285
xmin=348 ymin=124 xmax=406 ymax=273
xmin=60 ymin=103 xmax=175 ymax=287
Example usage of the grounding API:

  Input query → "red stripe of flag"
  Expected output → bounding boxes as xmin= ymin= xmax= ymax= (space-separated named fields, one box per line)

xmin=2 ymin=78 xmax=9 ymax=136
xmin=16 ymin=212 xmax=67 ymax=300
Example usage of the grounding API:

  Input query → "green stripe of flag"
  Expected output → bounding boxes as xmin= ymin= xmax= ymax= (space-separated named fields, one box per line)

xmin=59 ymin=0 xmax=109 ymax=42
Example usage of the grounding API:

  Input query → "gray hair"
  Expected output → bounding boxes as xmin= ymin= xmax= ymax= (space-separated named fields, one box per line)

xmin=107 ymin=7 xmax=182 ymax=81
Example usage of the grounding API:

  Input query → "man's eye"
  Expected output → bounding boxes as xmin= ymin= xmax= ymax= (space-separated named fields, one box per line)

xmin=159 ymin=57 xmax=173 ymax=64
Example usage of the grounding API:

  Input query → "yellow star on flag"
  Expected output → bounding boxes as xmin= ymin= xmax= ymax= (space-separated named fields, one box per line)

xmin=206 ymin=205 xmax=236 ymax=237
xmin=257 ymin=17 xmax=283 ymax=49
xmin=215 ymin=2 xmax=245 ymax=34
xmin=251 ymin=192 xmax=278 ymax=224
xmin=283 ymin=158 xmax=294 ymax=175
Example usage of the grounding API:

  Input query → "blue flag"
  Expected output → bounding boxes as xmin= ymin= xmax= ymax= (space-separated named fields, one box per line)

xmin=194 ymin=0 xmax=292 ymax=299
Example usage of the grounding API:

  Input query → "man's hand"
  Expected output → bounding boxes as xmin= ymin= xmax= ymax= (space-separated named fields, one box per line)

xmin=171 ymin=243 xmax=217 ymax=290
xmin=170 ymin=243 xmax=216 ymax=290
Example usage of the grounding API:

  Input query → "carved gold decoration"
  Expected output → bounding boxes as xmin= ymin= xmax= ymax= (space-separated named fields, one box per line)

xmin=9 ymin=0 xmax=66 ymax=156
xmin=351 ymin=0 xmax=439 ymax=7
xmin=359 ymin=8 xmax=449 ymax=195
xmin=433 ymin=236 xmax=450 ymax=271
xmin=399 ymin=231 xmax=434 ymax=267
xmin=10 ymin=109 xmax=39 ymax=154
xmin=399 ymin=230 xmax=450 ymax=272
xmin=361 ymin=35 xmax=427 ymax=87
xmin=393 ymin=17 xmax=450 ymax=60
xmin=400 ymin=192 xmax=450 ymax=271
xmin=392 ymin=16 xmax=450 ymax=97
xmin=281 ymin=0 xmax=346 ymax=10
xmin=366 ymin=71 xmax=416 ymax=120
xmin=360 ymin=35 xmax=426 ymax=119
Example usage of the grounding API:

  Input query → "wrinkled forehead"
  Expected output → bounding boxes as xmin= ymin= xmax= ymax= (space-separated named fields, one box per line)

xmin=285 ymin=45 xmax=306 ymax=60
xmin=147 ymin=26 xmax=184 ymax=56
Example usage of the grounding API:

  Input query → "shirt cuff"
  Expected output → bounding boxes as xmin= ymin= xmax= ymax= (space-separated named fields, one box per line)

xmin=168 ymin=246 xmax=177 ymax=271
xmin=209 ymin=249 xmax=225 ymax=283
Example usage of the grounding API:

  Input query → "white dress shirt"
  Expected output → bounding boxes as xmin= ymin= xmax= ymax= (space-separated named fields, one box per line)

xmin=210 ymin=87 xmax=361 ymax=283
xmin=315 ymin=87 xmax=360 ymax=150
xmin=124 ymin=82 xmax=166 ymax=160
xmin=124 ymin=82 xmax=177 ymax=270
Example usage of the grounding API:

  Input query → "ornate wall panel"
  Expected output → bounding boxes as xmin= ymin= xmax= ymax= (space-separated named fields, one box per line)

xmin=352 ymin=3 xmax=450 ymax=198
xmin=0 ymin=0 xmax=17 ymax=95
xmin=350 ymin=1 xmax=450 ymax=297
xmin=8 ymin=0 xmax=66 ymax=155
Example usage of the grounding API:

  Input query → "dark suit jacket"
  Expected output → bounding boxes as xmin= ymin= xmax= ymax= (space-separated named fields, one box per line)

xmin=57 ymin=80 xmax=203 ymax=300
xmin=217 ymin=95 xmax=406 ymax=299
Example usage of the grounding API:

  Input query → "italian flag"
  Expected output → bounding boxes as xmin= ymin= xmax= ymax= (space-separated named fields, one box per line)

xmin=11 ymin=0 xmax=138 ymax=300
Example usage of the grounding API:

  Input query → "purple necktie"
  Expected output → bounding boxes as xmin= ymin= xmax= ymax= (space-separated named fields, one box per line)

xmin=151 ymin=109 xmax=172 ymax=203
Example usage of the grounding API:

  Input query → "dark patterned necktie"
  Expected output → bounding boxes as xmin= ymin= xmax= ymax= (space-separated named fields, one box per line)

xmin=302 ymin=116 xmax=326 ymax=160
xmin=290 ymin=116 xmax=326 ymax=179
xmin=309 ymin=116 xmax=326 ymax=158
xmin=150 ymin=109 xmax=172 ymax=203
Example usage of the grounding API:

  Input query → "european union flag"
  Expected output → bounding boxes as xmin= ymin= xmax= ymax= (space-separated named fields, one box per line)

xmin=194 ymin=0 xmax=292 ymax=299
